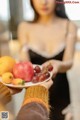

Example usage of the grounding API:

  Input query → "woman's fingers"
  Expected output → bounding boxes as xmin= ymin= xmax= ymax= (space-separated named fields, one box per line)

xmin=52 ymin=67 xmax=58 ymax=78
xmin=47 ymin=79 xmax=53 ymax=89
xmin=42 ymin=60 xmax=58 ymax=79
xmin=42 ymin=60 xmax=53 ymax=68
xmin=62 ymin=105 xmax=73 ymax=120
xmin=65 ymin=113 xmax=73 ymax=120
xmin=62 ymin=105 xmax=72 ymax=114
xmin=40 ymin=79 xmax=53 ymax=89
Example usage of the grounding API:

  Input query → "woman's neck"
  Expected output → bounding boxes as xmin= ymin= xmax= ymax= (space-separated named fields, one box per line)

xmin=38 ymin=14 xmax=57 ymax=25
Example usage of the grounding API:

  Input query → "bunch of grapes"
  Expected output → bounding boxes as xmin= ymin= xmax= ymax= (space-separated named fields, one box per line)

xmin=32 ymin=64 xmax=53 ymax=83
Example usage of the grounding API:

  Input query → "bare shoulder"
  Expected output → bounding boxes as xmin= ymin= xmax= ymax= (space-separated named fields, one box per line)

xmin=57 ymin=18 xmax=68 ymax=24
xmin=59 ymin=18 xmax=77 ymax=31
xmin=68 ymin=20 xmax=77 ymax=31
xmin=18 ymin=21 xmax=32 ymax=31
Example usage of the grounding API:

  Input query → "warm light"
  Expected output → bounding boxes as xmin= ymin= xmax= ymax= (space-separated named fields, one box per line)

xmin=64 ymin=0 xmax=80 ymax=20
xmin=23 ymin=0 xmax=80 ymax=21
xmin=0 ymin=0 xmax=10 ymax=21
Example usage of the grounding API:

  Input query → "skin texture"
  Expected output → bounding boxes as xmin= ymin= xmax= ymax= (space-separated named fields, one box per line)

xmin=32 ymin=0 xmax=56 ymax=16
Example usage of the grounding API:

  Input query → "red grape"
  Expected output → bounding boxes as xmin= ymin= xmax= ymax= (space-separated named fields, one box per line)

xmin=34 ymin=70 xmax=37 ymax=76
xmin=34 ymin=66 xmax=41 ymax=73
xmin=47 ymin=64 xmax=53 ymax=72
xmin=32 ymin=65 xmax=52 ymax=83
xmin=38 ymin=74 xmax=46 ymax=82
xmin=45 ymin=72 xmax=50 ymax=79
xmin=32 ymin=76 xmax=39 ymax=83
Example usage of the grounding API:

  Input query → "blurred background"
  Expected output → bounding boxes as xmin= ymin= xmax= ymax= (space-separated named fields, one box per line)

xmin=0 ymin=0 xmax=80 ymax=120
xmin=0 ymin=0 xmax=80 ymax=56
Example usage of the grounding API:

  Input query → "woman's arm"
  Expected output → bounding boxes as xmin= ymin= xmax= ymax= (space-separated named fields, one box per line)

xmin=17 ymin=22 xmax=30 ymax=61
xmin=43 ymin=21 xmax=77 ymax=74
xmin=59 ymin=21 xmax=77 ymax=72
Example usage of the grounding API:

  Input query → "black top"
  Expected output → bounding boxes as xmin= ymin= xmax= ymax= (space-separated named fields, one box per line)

xmin=29 ymin=49 xmax=64 ymax=64
xmin=28 ymin=21 xmax=70 ymax=120
xmin=28 ymin=49 xmax=70 ymax=120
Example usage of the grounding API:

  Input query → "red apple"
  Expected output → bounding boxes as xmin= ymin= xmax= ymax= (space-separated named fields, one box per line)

xmin=13 ymin=62 xmax=34 ymax=82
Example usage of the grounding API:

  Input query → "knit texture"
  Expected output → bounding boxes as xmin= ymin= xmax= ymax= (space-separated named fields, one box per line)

xmin=23 ymin=85 xmax=49 ymax=110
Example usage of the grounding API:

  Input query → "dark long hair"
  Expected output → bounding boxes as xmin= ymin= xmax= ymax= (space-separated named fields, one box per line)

xmin=30 ymin=0 xmax=68 ymax=22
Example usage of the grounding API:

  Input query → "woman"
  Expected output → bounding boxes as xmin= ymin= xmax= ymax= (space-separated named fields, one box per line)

xmin=18 ymin=0 xmax=77 ymax=120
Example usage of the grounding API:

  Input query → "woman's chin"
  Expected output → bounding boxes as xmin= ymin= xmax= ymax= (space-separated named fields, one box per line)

xmin=38 ymin=11 xmax=51 ymax=17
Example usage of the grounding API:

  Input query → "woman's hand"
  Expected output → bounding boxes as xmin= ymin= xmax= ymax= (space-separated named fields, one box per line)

xmin=40 ymin=79 xmax=53 ymax=90
xmin=62 ymin=105 xmax=73 ymax=120
xmin=8 ymin=87 xmax=22 ymax=95
xmin=42 ymin=60 xmax=60 ymax=78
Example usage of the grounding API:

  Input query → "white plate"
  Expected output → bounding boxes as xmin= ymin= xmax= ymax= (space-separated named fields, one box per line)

xmin=0 ymin=64 xmax=53 ymax=89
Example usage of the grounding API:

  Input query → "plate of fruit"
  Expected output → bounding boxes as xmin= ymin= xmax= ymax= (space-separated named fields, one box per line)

xmin=0 ymin=56 xmax=53 ymax=88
